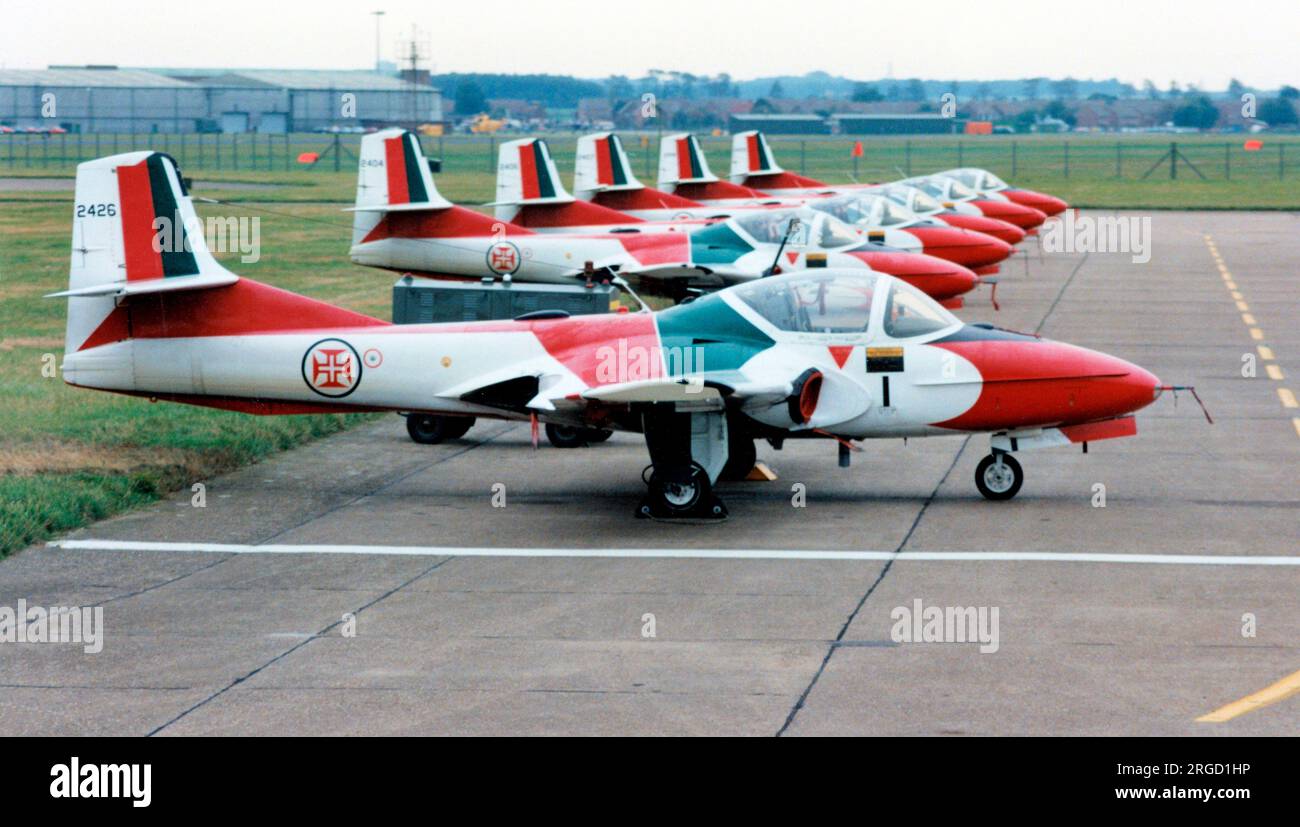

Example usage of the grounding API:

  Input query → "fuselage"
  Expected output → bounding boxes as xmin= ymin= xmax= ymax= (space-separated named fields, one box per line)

xmin=64 ymin=273 xmax=1159 ymax=440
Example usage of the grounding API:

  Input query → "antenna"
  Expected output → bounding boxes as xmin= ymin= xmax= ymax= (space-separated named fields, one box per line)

xmin=395 ymin=23 xmax=432 ymax=128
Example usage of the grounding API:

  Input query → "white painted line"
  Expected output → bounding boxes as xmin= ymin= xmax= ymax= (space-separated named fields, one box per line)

xmin=46 ymin=539 xmax=1300 ymax=566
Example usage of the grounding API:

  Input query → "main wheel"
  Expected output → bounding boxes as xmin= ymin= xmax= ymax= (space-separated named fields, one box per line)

xmin=406 ymin=414 xmax=475 ymax=444
xmin=585 ymin=428 xmax=613 ymax=443
xmin=648 ymin=464 xmax=711 ymax=516
xmin=975 ymin=453 xmax=1024 ymax=501
xmin=545 ymin=423 xmax=588 ymax=449
xmin=720 ymin=436 xmax=757 ymax=481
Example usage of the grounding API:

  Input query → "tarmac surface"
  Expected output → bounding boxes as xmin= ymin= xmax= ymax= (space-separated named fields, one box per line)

xmin=2 ymin=211 xmax=1297 ymax=735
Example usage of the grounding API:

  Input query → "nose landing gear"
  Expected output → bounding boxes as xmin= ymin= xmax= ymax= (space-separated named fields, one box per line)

xmin=975 ymin=453 xmax=1023 ymax=500
xmin=638 ymin=462 xmax=728 ymax=520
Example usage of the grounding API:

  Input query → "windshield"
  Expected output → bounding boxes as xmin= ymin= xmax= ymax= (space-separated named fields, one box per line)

xmin=809 ymin=196 xmax=875 ymax=226
xmin=947 ymin=169 xmax=984 ymax=189
xmin=878 ymin=199 xmax=917 ymax=226
xmin=735 ymin=272 xmax=879 ymax=335
xmin=946 ymin=179 xmax=980 ymax=199
xmin=983 ymin=171 xmax=1008 ymax=190
xmin=733 ymin=210 xmax=807 ymax=245
xmin=817 ymin=214 xmax=864 ymax=248
xmin=881 ymin=279 xmax=959 ymax=339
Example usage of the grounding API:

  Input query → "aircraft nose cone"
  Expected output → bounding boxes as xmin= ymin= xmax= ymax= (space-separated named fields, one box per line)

xmin=907 ymin=226 xmax=1013 ymax=268
xmin=937 ymin=213 xmax=1027 ymax=245
xmin=847 ymin=249 xmax=978 ymax=301
xmin=975 ymin=200 xmax=1048 ymax=230
xmin=1059 ymin=346 xmax=1162 ymax=421
xmin=1006 ymin=189 xmax=1069 ymax=216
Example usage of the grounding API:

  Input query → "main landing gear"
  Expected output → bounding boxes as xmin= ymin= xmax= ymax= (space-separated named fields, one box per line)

xmin=405 ymin=414 xmax=476 ymax=444
xmin=544 ymin=423 xmax=613 ymax=449
xmin=975 ymin=452 xmax=1024 ymax=501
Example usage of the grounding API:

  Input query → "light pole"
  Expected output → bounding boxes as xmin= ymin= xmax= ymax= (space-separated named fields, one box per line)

xmin=371 ymin=11 xmax=385 ymax=71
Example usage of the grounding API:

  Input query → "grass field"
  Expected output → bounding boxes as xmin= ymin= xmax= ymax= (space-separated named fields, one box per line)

xmin=5 ymin=130 xmax=1300 ymax=208
xmin=0 ymin=199 xmax=391 ymax=557
xmin=2 ymin=129 xmax=1297 ymax=556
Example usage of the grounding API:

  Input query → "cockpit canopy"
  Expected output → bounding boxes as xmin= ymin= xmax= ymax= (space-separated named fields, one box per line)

xmin=873 ymin=184 xmax=946 ymax=215
xmin=731 ymin=270 xmax=958 ymax=339
xmin=942 ymin=168 xmax=1009 ymax=193
xmin=808 ymin=194 xmax=921 ymax=228
xmin=730 ymin=208 xmax=864 ymax=251
xmin=906 ymin=176 xmax=980 ymax=202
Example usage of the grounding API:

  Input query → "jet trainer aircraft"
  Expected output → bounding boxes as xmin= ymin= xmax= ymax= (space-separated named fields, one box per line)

xmin=660 ymin=130 xmax=1032 ymax=246
xmin=356 ymin=131 xmax=981 ymax=306
xmin=726 ymin=130 xmax=1050 ymax=235
xmin=492 ymin=137 xmax=985 ymax=305
xmin=55 ymin=150 xmax=1174 ymax=518
xmin=348 ymin=129 xmax=703 ymax=289
xmin=565 ymin=133 xmax=1012 ymax=272
xmin=936 ymin=167 xmax=1070 ymax=217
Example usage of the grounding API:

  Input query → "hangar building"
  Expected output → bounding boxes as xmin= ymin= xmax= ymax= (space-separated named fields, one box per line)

xmin=0 ymin=66 xmax=442 ymax=133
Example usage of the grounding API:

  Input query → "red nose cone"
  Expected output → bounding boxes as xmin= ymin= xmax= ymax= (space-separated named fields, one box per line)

xmin=847 ymin=250 xmax=978 ymax=301
xmin=932 ymin=336 xmax=1162 ymax=431
xmin=905 ymin=225 xmax=1013 ymax=268
xmin=1004 ymin=188 xmax=1069 ymax=216
xmin=936 ymin=213 xmax=1027 ymax=246
xmin=972 ymin=199 xmax=1047 ymax=230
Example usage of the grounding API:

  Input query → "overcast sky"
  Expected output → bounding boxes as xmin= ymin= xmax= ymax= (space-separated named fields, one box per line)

xmin=3 ymin=0 xmax=1296 ymax=89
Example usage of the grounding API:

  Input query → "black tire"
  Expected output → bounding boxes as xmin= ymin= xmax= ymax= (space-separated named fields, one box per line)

xmin=585 ymin=428 xmax=613 ymax=443
xmin=405 ymin=414 xmax=474 ymax=445
xmin=649 ymin=464 xmax=711 ymax=515
xmin=545 ymin=423 xmax=588 ymax=449
xmin=975 ymin=454 xmax=1023 ymax=501
xmin=720 ymin=436 xmax=757 ymax=481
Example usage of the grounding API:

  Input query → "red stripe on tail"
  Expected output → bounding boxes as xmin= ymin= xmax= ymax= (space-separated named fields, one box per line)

xmin=676 ymin=138 xmax=694 ymax=179
xmin=117 ymin=159 xmax=163 ymax=281
xmin=384 ymin=137 xmax=410 ymax=204
xmin=747 ymin=134 xmax=761 ymax=172
xmin=595 ymin=138 xmax=613 ymax=186
xmin=519 ymin=143 xmax=540 ymax=199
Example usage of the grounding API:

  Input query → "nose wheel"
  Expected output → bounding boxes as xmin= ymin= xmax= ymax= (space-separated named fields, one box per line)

xmin=638 ymin=463 xmax=728 ymax=520
xmin=975 ymin=453 xmax=1023 ymax=500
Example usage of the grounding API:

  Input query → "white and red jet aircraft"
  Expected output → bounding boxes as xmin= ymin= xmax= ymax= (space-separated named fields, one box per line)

xmin=868 ymin=182 xmax=1026 ymax=246
xmin=662 ymin=131 xmax=1030 ymax=247
xmin=54 ymin=149 xmax=1178 ymax=517
xmin=565 ymin=132 xmax=1012 ymax=273
xmin=491 ymin=136 xmax=986 ymax=306
xmin=349 ymin=129 xmax=702 ymax=289
xmin=726 ymin=130 xmax=1045 ymax=240
xmin=936 ymin=167 xmax=1070 ymax=217
xmin=355 ymin=131 xmax=981 ymax=306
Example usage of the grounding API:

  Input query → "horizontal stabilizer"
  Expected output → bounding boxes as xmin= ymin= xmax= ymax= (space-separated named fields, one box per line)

xmin=47 ymin=270 xmax=237 ymax=298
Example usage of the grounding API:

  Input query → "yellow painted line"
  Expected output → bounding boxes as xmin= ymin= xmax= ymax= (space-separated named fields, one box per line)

xmin=1266 ymin=364 xmax=1285 ymax=381
xmin=1250 ymin=328 xmax=1264 ymax=340
xmin=1236 ymin=300 xmax=1250 ymax=312
xmin=1231 ymin=290 xmax=1244 ymax=300
xmin=1294 ymin=417 xmax=1300 ymax=438
xmin=1242 ymin=313 xmax=1256 ymax=325
xmin=1278 ymin=388 xmax=1298 ymax=408
xmin=1226 ymin=280 xmax=1238 ymax=290
xmin=1197 ymin=667 xmax=1300 ymax=722
xmin=1258 ymin=345 xmax=1275 ymax=360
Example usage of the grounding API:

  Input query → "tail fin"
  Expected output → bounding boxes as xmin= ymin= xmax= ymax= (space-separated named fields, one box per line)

xmin=730 ymin=130 xmax=783 ymax=182
xmin=352 ymin=128 xmax=451 ymax=244
xmin=492 ymin=137 xmax=574 ymax=223
xmin=657 ymin=133 xmax=719 ymax=191
xmin=574 ymin=132 xmax=644 ymax=199
xmin=53 ymin=151 xmax=239 ymax=351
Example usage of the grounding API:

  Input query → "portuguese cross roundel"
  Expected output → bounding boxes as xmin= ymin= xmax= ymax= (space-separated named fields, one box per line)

xmin=302 ymin=338 xmax=362 ymax=398
xmin=486 ymin=240 xmax=522 ymax=275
